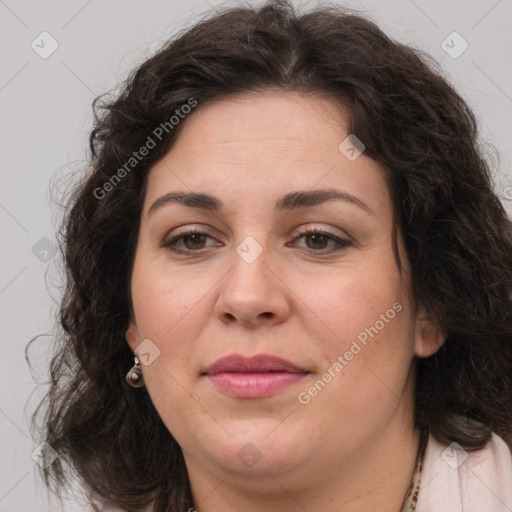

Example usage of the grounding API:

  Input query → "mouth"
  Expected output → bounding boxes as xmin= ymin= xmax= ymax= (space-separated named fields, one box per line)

xmin=202 ymin=353 xmax=310 ymax=398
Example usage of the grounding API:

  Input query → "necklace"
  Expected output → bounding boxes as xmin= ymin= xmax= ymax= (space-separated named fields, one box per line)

xmin=400 ymin=427 xmax=429 ymax=512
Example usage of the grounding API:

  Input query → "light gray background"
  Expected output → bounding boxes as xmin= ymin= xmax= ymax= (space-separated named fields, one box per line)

xmin=1 ymin=0 xmax=511 ymax=510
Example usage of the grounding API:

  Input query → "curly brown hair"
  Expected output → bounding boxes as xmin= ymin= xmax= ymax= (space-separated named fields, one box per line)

xmin=27 ymin=1 xmax=512 ymax=511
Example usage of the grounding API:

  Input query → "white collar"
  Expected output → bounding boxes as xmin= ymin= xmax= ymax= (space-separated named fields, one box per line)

xmin=417 ymin=432 xmax=512 ymax=511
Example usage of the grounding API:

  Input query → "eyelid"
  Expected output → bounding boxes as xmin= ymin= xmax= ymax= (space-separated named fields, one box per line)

xmin=168 ymin=223 xmax=216 ymax=237
xmin=290 ymin=223 xmax=349 ymax=240
xmin=165 ymin=223 xmax=347 ymax=243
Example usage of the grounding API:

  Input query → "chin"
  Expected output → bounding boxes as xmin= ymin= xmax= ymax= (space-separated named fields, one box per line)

xmin=204 ymin=424 xmax=308 ymax=476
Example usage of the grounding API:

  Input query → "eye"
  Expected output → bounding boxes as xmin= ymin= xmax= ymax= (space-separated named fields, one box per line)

xmin=162 ymin=228 xmax=218 ymax=254
xmin=161 ymin=225 xmax=352 ymax=255
xmin=289 ymin=226 xmax=352 ymax=254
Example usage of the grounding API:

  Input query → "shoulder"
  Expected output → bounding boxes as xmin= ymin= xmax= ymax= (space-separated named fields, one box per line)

xmin=416 ymin=431 xmax=512 ymax=512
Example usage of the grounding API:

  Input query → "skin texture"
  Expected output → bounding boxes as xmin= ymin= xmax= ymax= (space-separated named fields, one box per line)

xmin=125 ymin=91 xmax=445 ymax=512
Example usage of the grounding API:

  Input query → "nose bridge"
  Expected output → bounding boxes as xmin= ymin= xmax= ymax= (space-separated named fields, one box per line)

xmin=227 ymin=234 xmax=272 ymax=302
xmin=215 ymin=232 xmax=290 ymax=327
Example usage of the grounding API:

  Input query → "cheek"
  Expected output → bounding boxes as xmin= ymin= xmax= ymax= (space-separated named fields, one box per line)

xmin=295 ymin=283 xmax=414 ymax=441
xmin=131 ymin=256 xmax=209 ymax=339
xmin=129 ymin=262 xmax=209 ymax=406
xmin=297 ymin=260 xmax=410 ymax=350
xmin=296 ymin=264 xmax=415 ymax=403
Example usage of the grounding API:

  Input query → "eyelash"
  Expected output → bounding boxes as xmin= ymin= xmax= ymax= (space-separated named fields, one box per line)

xmin=161 ymin=226 xmax=352 ymax=255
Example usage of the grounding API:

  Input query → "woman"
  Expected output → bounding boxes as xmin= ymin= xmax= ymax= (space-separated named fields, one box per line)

xmin=28 ymin=0 xmax=512 ymax=511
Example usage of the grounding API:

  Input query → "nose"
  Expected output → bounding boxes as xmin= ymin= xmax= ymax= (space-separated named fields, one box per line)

xmin=214 ymin=239 xmax=291 ymax=330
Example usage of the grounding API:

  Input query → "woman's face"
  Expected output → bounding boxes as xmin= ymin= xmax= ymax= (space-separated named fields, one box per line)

xmin=125 ymin=91 xmax=443 ymax=489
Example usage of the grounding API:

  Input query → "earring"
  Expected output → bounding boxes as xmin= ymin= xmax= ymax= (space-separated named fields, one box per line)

xmin=126 ymin=356 xmax=145 ymax=388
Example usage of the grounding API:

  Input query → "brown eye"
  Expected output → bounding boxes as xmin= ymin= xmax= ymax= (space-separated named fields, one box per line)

xmin=291 ymin=228 xmax=352 ymax=254
xmin=304 ymin=232 xmax=330 ymax=250
xmin=162 ymin=229 xmax=217 ymax=254
xmin=180 ymin=233 xmax=208 ymax=250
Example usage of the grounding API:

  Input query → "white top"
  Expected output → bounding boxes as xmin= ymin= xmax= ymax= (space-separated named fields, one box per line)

xmin=417 ymin=432 xmax=512 ymax=511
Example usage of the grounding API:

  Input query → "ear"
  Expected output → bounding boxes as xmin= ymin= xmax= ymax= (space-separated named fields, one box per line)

xmin=125 ymin=320 xmax=139 ymax=353
xmin=413 ymin=305 xmax=446 ymax=358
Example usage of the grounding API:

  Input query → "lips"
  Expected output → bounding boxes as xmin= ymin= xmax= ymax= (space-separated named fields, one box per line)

xmin=202 ymin=354 xmax=309 ymax=398
xmin=202 ymin=353 xmax=306 ymax=375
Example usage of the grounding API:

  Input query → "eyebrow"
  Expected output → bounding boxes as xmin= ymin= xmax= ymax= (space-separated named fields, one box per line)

xmin=148 ymin=188 xmax=374 ymax=217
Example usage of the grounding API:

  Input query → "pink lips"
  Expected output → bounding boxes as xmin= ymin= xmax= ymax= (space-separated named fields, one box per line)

xmin=202 ymin=354 xmax=309 ymax=398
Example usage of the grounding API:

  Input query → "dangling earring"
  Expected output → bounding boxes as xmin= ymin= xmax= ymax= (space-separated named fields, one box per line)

xmin=126 ymin=356 xmax=145 ymax=388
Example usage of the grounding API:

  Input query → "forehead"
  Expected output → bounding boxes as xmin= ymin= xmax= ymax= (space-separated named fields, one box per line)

xmin=143 ymin=91 xmax=391 ymax=219
xmin=170 ymin=90 xmax=349 ymax=152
